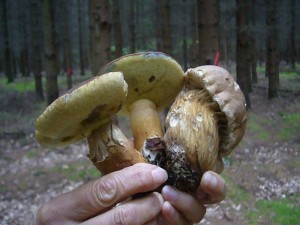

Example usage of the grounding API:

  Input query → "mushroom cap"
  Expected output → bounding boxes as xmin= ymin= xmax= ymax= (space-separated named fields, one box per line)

xmin=35 ymin=72 xmax=128 ymax=147
xmin=185 ymin=65 xmax=247 ymax=156
xmin=98 ymin=52 xmax=185 ymax=113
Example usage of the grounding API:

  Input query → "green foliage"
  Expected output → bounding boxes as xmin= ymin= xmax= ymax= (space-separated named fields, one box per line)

xmin=247 ymin=196 xmax=300 ymax=225
xmin=0 ymin=78 xmax=35 ymax=92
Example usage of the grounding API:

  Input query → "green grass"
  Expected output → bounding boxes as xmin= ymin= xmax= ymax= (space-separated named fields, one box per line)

xmin=51 ymin=162 xmax=101 ymax=181
xmin=223 ymin=174 xmax=250 ymax=203
xmin=247 ymin=196 xmax=300 ymax=225
xmin=278 ymin=112 xmax=300 ymax=141
xmin=247 ymin=113 xmax=272 ymax=141
xmin=0 ymin=78 xmax=35 ymax=92
xmin=279 ymin=71 xmax=299 ymax=79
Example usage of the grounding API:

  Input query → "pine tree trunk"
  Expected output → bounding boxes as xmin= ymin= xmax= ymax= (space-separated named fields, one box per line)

xmin=63 ymin=0 xmax=73 ymax=90
xmin=250 ymin=0 xmax=258 ymax=84
xmin=190 ymin=0 xmax=198 ymax=67
xmin=161 ymin=0 xmax=172 ymax=55
xmin=129 ymin=0 xmax=135 ymax=53
xmin=112 ymin=0 xmax=123 ymax=57
xmin=266 ymin=0 xmax=279 ymax=99
xmin=156 ymin=0 xmax=172 ymax=55
xmin=2 ymin=0 xmax=14 ymax=83
xmin=198 ymin=0 xmax=219 ymax=65
xmin=290 ymin=0 xmax=296 ymax=69
xmin=43 ymin=0 xmax=59 ymax=105
xmin=236 ymin=0 xmax=251 ymax=109
xmin=31 ymin=0 xmax=44 ymax=101
xmin=89 ymin=0 xmax=111 ymax=75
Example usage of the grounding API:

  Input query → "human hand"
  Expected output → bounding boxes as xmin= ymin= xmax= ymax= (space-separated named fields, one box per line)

xmin=158 ymin=157 xmax=226 ymax=224
xmin=36 ymin=161 xmax=226 ymax=225
xmin=36 ymin=163 xmax=168 ymax=225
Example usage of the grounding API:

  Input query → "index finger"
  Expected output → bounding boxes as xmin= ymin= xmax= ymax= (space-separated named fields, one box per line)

xmin=37 ymin=163 xmax=168 ymax=223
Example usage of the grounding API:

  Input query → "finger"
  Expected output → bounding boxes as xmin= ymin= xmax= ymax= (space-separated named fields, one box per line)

xmin=213 ymin=157 xmax=224 ymax=174
xmin=37 ymin=163 xmax=168 ymax=223
xmin=161 ymin=185 xmax=206 ymax=224
xmin=196 ymin=171 xmax=226 ymax=204
xmin=161 ymin=201 xmax=193 ymax=225
xmin=82 ymin=192 xmax=164 ymax=225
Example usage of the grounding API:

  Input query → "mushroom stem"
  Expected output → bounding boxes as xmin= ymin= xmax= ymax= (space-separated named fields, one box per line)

xmin=163 ymin=89 xmax=219 ymax=191
xmin=129 ymin=99 xmax=164 ymax=152
xmin=87 ymin=122 xmax=146 ymax=175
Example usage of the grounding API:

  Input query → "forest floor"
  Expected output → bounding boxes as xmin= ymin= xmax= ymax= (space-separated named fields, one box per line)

xmin=0 ymin=69 xmax=299 ymax=225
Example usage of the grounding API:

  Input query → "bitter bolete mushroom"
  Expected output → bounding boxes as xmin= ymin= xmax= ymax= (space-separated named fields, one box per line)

xmin=99 ymin=52 xmax=185 ymax=164
xmin=35 ymin=72 xmax=146 ymax=174
xmin=162 ymin=65 xmax=247 ymax=192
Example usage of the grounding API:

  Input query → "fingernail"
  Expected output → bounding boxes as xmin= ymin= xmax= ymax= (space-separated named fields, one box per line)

xmin=151 ymin=167 xmax=168 ymax=184
xmin=162 ymin=185 xmax=178 ymax=203
xmin=203 ymin=172 xmax=218 ymax=189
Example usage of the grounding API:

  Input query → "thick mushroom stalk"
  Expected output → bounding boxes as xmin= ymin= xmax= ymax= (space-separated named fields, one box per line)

xmin=162 ymin=65 xmax=247 ymax=192
xmin=129 ymin=99 xmax=163 ymax=152
xmin=88 ymin=122 xmax=146 ymax=174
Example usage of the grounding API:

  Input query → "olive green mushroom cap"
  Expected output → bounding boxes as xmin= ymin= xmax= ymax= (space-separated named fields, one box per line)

xmin=98 ymin=52 xmax=185 ymax=113
xmin=35 ymin=72 xmax=128 ymax=147
xmin=185 ymin=65 xmax=247 ymax=156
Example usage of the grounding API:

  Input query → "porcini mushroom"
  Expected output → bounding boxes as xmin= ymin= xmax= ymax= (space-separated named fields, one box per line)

xmin=35 ymin=72 xmax=146 ymax=174
xmin=99 ymin=52 xmax=185 ymax=164
xmin=162 ymin=65 xmax=247 ymax=192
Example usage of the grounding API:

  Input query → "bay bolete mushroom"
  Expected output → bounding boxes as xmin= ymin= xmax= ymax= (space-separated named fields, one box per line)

xmin=99 ymin=52 xmax=185 ymax=164
xmin=162 ymin=65 xmax=247 ymax=192
xmin=35 ymin=72 xmax=146 ymax=174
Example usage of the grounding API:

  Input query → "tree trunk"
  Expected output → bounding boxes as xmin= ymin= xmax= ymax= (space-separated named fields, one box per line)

xmin=62 ymin=0 xmax=73 ymax=90
xmin=250 ymin=0 xmax=258 ymax=84
xmin=190 ymin=0 xmax=198 ymax=67
xmin=43 ymin=0 xmax=59 ymax=105
xmin=112 ymin=0 xmax=123 ymax=57
xmin=2 ymin=0 xmax=14 ymax=83
xmin=266 ymin=0 xmax=279 ymax=99
xmin=182 ymin=0 xmax=188 ymax=71
xmin=155 ymin=0 xmax=172 ymax=55
xmin=90 ymin=0 xmax=111 ymax=75
xmin=290 ymin=0 xmax=296 ymax=69
xmin=78 ymin=0 xmax=90 ymax=75
xmin=31 ymin=0 xmax=44 ymax=100
xmin=236 ymin=0 xmax=251 ymax=109
xmin=129 ymin=0 xmax=135 ymax=53
xmin=198 ymin=0 xmax=219 ymax=65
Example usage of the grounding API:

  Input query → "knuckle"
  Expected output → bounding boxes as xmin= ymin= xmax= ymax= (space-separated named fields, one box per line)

xmin=91 ymin=176 xmax=119 ymax=207
xmin=113 ymin=207 xmax=135 ymax=225
xmin=36 ymin=203 xmax=56 ymax=225
xmin=130 ymin=167 xmax=150 ymax=187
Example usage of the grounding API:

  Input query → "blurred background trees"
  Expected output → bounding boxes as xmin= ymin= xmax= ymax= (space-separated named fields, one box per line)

xmin=0 ymin=0 xmax=299 ymax=105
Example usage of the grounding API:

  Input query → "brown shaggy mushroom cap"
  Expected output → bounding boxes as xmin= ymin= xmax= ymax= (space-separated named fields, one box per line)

xmin=185 ymin=65 xmax=247 ymax=156
xmin=35 ymin=72 xmax=128 ymax=147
